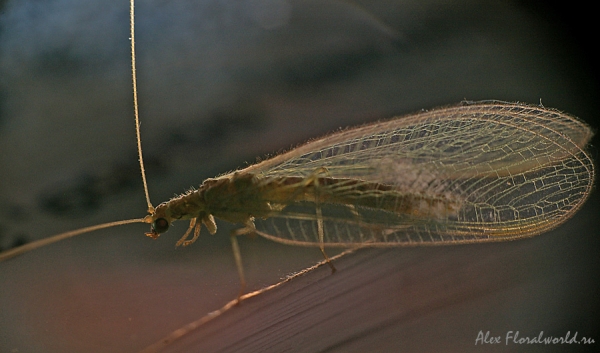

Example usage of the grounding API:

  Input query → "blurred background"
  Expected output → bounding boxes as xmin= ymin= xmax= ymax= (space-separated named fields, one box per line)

xmin=0 ymin=0 xmax=598 ymax=352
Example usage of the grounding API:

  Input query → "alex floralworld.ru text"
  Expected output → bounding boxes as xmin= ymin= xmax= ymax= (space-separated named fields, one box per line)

xmin=475 ymin=330 xmax=595 ymax=345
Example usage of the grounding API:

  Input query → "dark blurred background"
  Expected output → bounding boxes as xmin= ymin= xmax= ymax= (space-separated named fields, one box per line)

xmin=0 ymin=1 xmax=598 ymax=352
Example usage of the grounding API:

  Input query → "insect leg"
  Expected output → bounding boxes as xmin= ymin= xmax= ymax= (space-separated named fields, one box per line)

xmin=176 ymin=218 xmax=199 ymax=247
xmin=230 ymin=237 xmax=245 ymax=303
xmin=310 ymin=169 xmax=337 ymax=274
xmin=182 ymin=222 xmax=203 ymax=247
xmin=226 ymin=220 xmax=260 ymax=301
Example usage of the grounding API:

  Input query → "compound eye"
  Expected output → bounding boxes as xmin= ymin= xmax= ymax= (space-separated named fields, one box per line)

xmin=152 ymin=218 xmax=169 ymax=234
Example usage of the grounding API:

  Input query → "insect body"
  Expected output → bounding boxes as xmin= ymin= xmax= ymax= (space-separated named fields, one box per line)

xmin=141 ymin=101 xmax=594 ymax=257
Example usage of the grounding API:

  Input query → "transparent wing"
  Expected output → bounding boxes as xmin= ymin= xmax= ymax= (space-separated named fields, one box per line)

xmin=237 ymin=102 xmax=595 ymax=246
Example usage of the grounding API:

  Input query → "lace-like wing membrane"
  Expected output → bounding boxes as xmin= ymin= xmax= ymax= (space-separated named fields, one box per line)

xmin=243 ymin=103 xmax=595 ymax=246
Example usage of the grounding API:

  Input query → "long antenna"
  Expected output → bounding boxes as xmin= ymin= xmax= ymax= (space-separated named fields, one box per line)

xmin=130 ymin=0 xmax=154 ymax=213
xmin=0 ymin=218 xmax=148 ymax=262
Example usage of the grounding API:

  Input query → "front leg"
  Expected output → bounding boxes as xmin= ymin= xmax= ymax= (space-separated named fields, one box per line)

xmin=176 ymin=218 xmax=200 ymax=247
xmin=176 ymin=214 xmax=216 ymax=247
